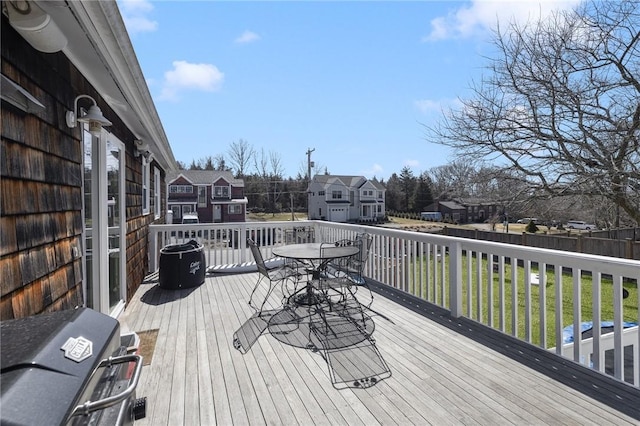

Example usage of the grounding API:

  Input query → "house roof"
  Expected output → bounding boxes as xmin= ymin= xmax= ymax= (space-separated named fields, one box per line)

xmin=167 ymin=170 xmax=244 ymax=187
xmin=33 ymin=1 xmax=177 ymax=171
xmin=440 ymin=200 xmax=466 ymax=210
xmin=311 ymin=174 xmax=386 ymax=190
xmin=454 ymin=198 xmax=500 ymax=207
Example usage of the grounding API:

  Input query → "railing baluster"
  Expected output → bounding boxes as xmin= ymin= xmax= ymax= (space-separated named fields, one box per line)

xmin=572 ymin=270 xmax=582 ymax=364
xmin=524 ymin=260 xmax=531 ymax=343
xmin=592 ymin=272 xmax=602 ymax=373
xmin=554 ymin=265 xmax=563 ymax=355
xmin=538 ymin=262 xmax=547 ymax=348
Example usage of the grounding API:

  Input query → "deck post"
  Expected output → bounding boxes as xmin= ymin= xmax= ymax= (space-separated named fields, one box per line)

xmin=150 ymin=229 xmax=158 ymax=272
xmin=449 ymin=240 xmax=463 ymax=318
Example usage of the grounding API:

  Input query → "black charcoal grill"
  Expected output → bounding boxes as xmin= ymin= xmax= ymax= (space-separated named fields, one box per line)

xmin=1 ymin=307 xmax=146 ymax=425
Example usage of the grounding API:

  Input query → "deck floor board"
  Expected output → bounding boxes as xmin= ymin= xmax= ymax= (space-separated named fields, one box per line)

xmin=119 ymin=272 xmax=640 ymax=425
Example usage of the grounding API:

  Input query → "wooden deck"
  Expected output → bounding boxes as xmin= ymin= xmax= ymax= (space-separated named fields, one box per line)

xmin=119 ymin=271 xmax=640 ymax=425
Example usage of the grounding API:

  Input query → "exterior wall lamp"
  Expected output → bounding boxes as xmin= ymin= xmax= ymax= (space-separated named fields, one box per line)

xmin=134 ymin=139 xmax=153 ymax=161
xmin=66 ymin=95 xmax=112 ymax=137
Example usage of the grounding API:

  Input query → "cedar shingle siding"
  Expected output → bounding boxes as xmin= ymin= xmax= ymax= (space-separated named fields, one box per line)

xmin=0 ymin=15 xmax=162 ymax=319
xmin=1 ymin=20 xmax=84 ymax=319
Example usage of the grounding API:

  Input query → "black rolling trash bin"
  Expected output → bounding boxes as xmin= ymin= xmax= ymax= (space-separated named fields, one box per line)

xmin=159 ymin=240 xmax=206 ymax=289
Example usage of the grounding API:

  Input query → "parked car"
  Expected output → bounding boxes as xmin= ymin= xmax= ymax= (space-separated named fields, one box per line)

xmin=181 ymin=213 xmax=199 ymax=224
xmin=182 ymin=213 xmax=199 ymax=238
xmin=566 ymin=220 xmax=597 ymax=230
xmin=516 ymin=217 xmax=539 ymax=224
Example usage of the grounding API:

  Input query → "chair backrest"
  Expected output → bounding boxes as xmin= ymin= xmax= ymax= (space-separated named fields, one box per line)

xmin=247 ymin=238 xmax=269 ymax=278
xmin=355 ymin=233 xmax=372 ymax=266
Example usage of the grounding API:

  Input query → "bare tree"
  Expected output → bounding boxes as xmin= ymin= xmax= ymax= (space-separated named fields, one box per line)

xmin=269 ymin=151 xmax=286 ymax=212
xmin=228 ymin=139 xmax=255 ymax=178
xmin=253 ymin=148 xmax=287 ymax=213
xmin=425 ymin=0 xmax=640 ymax=224
xmin=428 ymin=159 xmax=478 ymax=200
xmin=213 ymin=154 xmax=231 ymax=171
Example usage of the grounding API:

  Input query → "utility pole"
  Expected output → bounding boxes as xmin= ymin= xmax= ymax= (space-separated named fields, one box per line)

xmin=306 ymin=148 xmax=315 ymax=182
xmin=306 ymin=148 xmax=315 ymax=217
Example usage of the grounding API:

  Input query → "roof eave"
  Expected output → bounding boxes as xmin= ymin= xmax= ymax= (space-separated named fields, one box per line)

xmin=40 ymin=1 xmax=178 ymax=172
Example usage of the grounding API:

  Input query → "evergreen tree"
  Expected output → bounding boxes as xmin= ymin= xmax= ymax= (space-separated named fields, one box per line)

xmin=414 ymin=172 xmax=434 ymax=212
xmin=398 ymin=166 xmax=416 ymax=211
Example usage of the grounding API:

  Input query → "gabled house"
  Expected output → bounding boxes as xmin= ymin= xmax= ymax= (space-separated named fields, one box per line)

xmin=425 ymin=199 xmax=503 ymax=223
xmin=1 ymin=2 xmax=177 ymax=320
xmin=167 ymin=170 xmax=247 ymax=223
xmin=308 ymin=175 xmax=386 ymax=223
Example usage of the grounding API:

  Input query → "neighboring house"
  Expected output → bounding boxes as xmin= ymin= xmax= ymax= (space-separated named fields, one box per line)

xmin=1 ymin=2 xmax=177 ymax=320
xmin=424 ymin=199 xmax=503 ymax=223
xmin=167 ymin=170 xmax=247 ymax=223
xmin=308 ymin=175 xmax=386 ymax=223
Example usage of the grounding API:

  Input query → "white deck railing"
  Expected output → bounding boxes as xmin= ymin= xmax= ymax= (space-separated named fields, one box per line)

xmin=149 ymin=220 xmax=640 ymax=387
xmin=558 ymin=325 xmax=639 ymax=386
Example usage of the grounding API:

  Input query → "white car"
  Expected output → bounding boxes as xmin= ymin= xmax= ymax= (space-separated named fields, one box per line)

xmin=181 ymin=213 xmax=199 ymax=224
xmin=566 ymin=220 xmax=597 ymax=230
xmin=516 ymin=217 xmax=539 ymax=224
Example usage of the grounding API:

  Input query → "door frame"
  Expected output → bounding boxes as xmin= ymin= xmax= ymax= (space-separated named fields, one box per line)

xmin=82 ymin=126 xmax=127 ymax=317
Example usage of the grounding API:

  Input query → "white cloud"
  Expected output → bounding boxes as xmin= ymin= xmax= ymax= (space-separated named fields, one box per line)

xmin=422 ymin=0 xmax=580 ymax=42
xmin=159 ymin=61 xmax=224 ymax=101
xmin=414 ymin=99 xmax=442 ymax=115
xmin=361 ymin=163 xmax=384 ymax=179
xmin=415 ymin=98 xmax=462 ymax=115
xmin=119 ymin=0 xmax=158 ymax=34
xmin=235 ymin=30 xmax=261 ymax=44
xmin=404 ymin=159 xmax=421 ymax=169
xmin=119 ymin=0 xmax=154 ymax=14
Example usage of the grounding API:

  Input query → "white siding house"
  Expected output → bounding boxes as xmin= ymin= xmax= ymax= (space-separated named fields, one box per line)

xmin=308 ymin=175 xmax=386 ymax=222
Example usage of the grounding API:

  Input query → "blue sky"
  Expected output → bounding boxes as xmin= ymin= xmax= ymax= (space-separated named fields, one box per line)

xmin=118 ymin=0 xmax=579 ymax=180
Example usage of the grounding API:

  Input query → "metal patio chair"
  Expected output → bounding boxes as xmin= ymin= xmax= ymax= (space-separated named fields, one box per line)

xmin=320 ymin=233 xmax=374 ymax=308
xmin=246 ymin=238 xmax=301 ymax=316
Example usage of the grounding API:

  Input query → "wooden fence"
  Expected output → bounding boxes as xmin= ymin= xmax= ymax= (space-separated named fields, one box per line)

xmin=441 ymin=227 xmax=640 ymax=260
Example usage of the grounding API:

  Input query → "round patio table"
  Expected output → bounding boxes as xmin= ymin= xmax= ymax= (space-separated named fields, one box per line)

xmin=272 ymin=243 xmax=359 ymax=305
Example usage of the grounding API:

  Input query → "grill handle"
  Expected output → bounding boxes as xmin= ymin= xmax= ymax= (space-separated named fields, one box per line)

xmin=70 ymin=354 xmax=143 ymax=417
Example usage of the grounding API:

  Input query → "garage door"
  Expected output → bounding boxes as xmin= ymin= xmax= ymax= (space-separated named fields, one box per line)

xmin=330 ymin=207 xmax=348 ymax=222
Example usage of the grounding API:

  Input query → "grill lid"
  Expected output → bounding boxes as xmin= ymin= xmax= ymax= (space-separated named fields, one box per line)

xmin=1 ymin=308 xmax=120 ymax=426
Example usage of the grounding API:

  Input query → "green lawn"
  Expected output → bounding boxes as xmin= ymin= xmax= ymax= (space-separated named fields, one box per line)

xmin=247 ymin=212 xmax=308 ymax=221
xmin=403 ymin=253 xmax=638 ymax=348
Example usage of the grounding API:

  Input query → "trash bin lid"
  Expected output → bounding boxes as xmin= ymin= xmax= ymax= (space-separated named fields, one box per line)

xmin=161 ymin=240 xmax=202 ymax=254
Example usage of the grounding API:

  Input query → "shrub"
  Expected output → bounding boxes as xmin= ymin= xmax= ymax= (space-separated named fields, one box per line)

xmin=525 ymin=220 xmax=539 ymax=233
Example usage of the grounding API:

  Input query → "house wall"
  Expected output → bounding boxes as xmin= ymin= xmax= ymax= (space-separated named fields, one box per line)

xmin=217 ymin=185 xmax=244 ymax=223
xmin=0 ymin=18 xmax=163 ymax=320
xmin=307 ymin=182 xmax=324 ymax=220
xmin=167 ymin=176 xmax=197 ymax=222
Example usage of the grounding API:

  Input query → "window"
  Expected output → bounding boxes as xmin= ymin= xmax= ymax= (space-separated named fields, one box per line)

xmin=362 ymin=189 xmax=373 ymax=197
xmin=169 ymin=185 xmax=193 ymax=193
xmin=142 ymin=157 xmax=150 ymax=214
xmin=228 ymin=204 xmax=242 ymax=215
xmin=198 ymin=186 xmax=207 ymax=207
xmin=154 ymin=168 xmax=161 ymax=219
xmin=318 ymin=190 xmax=325 ymax=196
xmin=331 ymin=190 xmax=342 ymax=200
xmin=214 ymin=185 xmax=230 ymax=198
xmin=377 ymin=190 xmax=383 ymax=199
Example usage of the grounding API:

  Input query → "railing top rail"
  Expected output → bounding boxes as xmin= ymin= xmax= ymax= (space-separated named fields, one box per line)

xmin=149 ymin=220 xmax=640 ymax=276
xmin=312 ymin=221 xmax=640 ymax=276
